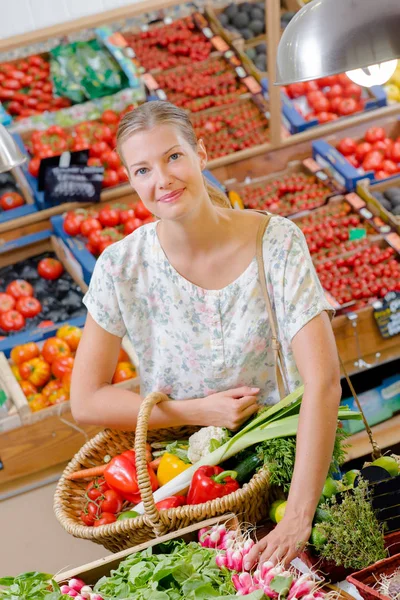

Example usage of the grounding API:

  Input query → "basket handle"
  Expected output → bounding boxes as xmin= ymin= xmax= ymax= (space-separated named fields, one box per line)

xmin=134 ymin=391 xmax=170 ymax=536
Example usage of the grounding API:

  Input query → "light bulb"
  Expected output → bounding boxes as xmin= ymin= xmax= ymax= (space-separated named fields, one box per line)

xmin=346 ymin=60 xmax=397 ymax=87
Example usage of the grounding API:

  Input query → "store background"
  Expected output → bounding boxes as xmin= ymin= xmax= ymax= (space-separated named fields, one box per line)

xmin=0 ymin=0 xmax=142 ymax=39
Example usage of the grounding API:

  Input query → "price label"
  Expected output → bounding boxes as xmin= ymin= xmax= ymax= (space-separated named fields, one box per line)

xmin=202 ymin=27 xmax=213 ymax=39
xmin=303 ymin=158 xmax=321 ymax=173
xmin=156 ymin=89 xmax=167 ymax=100
xmin=142 ymin=73 xmax=159 ymax=91
xmin=360 ymin=207 xmax=373 ymax=220
xmin=44 ymin=166 xmax=103 ymax=206
xmin=386 ymin=232 xmax=400 ymax=254
xmin=345 ymin=192 xmax=366 ymax=210
xmin=243 ymin=76 xmax=262 ymax=94
xmin=211 ymin=36 xmax=229 ymax=52
xmin=349 ymin=228 xmax=367 ymax=241
xmin=235 ymin=66 xmax=247 ymax=78
xmin=374 ymin=291 xmax=400 ymax=338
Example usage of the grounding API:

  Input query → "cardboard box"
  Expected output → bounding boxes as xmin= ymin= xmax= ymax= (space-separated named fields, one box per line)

xmin=357 ymin=176 xmax=400 ymax=233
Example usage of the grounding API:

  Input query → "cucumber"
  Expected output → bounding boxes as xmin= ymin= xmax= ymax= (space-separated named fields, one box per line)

xmin=233 ymin=454 xmax=263 ymax=484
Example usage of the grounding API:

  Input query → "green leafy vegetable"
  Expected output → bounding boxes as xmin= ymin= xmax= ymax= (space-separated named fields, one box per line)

xmin=0 ymin=572 xmax=62 ymax=599
xmin=94 ymin=540 xmax=236 ymax=599
xmin=313 ymin=479 xmax=387 ymax=570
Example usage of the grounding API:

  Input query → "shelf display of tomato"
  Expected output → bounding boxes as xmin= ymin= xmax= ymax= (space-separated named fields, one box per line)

xmin=154 ymin=57 xmax=247 ymax=112
xmin=294 ymin=200 xmax=376 ymax=259
xmin=123 ymin=16 xmax=212 ymax=72
xmin=0 ymin=54 xmax=71 ymax=120
xmin=336 ymin=126 xmax=400 ymax=180
xmin=237 ymin=171 xmax=332 ymax=216
xmin=8 ymin=333 xmax=137 ymax=413
xmin=62 ymin=200 xmax=154 ymax=256
xmin=0 ymin=253 xmax=85 ymax=338
xmin=284 ymin=74 xmax=367 ymax=124
xmin=191 ymin=100 xmax=270 ymax=160
xmin=25 ymin=106 xmax=135 ymax=188
xmin=315 ymin=242 xmax=400 ymax=308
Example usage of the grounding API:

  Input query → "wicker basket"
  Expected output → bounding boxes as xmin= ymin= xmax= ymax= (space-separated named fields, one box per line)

xmin=54 ymin=392 xmax=273 ymax=553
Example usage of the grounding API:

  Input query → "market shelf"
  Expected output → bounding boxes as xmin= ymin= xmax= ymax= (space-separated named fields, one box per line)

xmin=346 ymin=413 xmax=400 ymax=461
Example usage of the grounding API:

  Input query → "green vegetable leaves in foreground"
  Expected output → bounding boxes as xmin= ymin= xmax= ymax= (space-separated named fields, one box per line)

xmin=0 ymin=572 xmax=62 ymax=600
xmin=94 ymin=541 xmax=236 ymax=599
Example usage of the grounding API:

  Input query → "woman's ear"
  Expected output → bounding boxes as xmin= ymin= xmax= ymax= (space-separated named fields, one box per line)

xmin=197 ymin=139 xmax=208 ymax=171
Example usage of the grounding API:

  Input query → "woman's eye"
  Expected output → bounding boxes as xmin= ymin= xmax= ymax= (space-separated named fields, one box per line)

xmin=169 ymin=153 xmax=181 ymax=161
xmin=136 ymin=167 xmax=148 ymax=176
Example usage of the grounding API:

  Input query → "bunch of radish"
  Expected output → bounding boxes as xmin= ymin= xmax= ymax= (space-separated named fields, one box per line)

xmin=59 ymin=577 xmax=103 ymax=599
xmin=199 ymin=524 xmax=333 ymax=599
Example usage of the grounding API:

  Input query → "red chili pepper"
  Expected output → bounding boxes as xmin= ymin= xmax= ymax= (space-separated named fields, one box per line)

xmin=104 ymin=449 xmax=158 ymax=504
xmin=187 ymin=466 xmax=240 ymax=505
xmin=155 ymin=496 xmax=187 ymax=511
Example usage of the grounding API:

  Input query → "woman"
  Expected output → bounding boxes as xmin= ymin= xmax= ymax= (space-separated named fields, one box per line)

xmin=71 ymin=100 xmax=341 ymax=567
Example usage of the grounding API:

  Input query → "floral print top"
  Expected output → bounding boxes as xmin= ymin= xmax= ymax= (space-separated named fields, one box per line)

xmin=83 ymin=216 xmax=333 ymax=405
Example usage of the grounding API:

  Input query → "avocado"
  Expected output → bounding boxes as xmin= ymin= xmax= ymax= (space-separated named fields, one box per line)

xmin=384 ymin=187 xmax=400 ymax=203
xmin=251 ymin=7 xmax=264 ymax=21
xmin=219 ymin=13 xmax=229 ymax=26
xmin=224 ymin=3 xmax=239 ymax=19
xmin=392 ymin=204 xmax=400 ymax=215
xmin=233 ymin=12 xmax=250 ymax=28
xmin=256 ymin=42 xmax=267 ymax=54
xmin=246 ymin=47 xmax=257 ymax=60
xmin=379 ymin=198 xmax=393 ymax=211
xmin=255 ymin=54 xmax=267 ymax=70
xmin=241 ymin=27 xmax=254 ymax=40
xmin=391 ymin=195 xmax=400 ymax=207
xmin=240 ymin=2 xmax=254 ymax=13
xmin=249 ymin=19 xmax=264 ymax=35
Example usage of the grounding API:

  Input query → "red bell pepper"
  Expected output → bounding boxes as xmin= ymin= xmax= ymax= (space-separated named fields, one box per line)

xmin=187 ymin=466 xmax=240 ymax=505
xmin=155 ymin=496 xmax=187 ymax=511
xmin=104 ymin=449 xmax=158 ymax=504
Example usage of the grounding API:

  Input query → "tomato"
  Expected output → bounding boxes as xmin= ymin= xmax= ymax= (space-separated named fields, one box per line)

xmin=355 ymin=142 xmax=373 ymax=162
xmin=80 ymin=511 xmax=95 ymax=526
xmin=42 ymin=379 xmax=63 ymax=398
xmin=123 ymin=217 xmax=143 ymax=235
xmin=37 ymin=258 xmax=64 ymax=280
xmin=0 ymin=293 xmax=15 ymax=313
xmin=112 ymin=361 xmax=137 ymax=384
xmin=338 ymin=97 xmax=358 ymax=115
xmin=303 ymin=80 xmax=320 ymax=92
xmin=19 ymin=358 xmax=51 ymax=387
xmin=28 ymin=55 xmax=46 ymax=67
xmin=306 ymin=90 xmax=324 ymax=108
xmin=286 ymin=83 xmax=306 ymax=98
xmin=99 ymin=206 xmax=120 ymax=227
xmin=101 ymin=109 xmax=119 ymax=124
xmin=56 ymin=324 xmax=82 ymax=351
xmin=48 ymin=387 xmax=69 ymax=405
xmin=38 ymin=320 xmax=54 ymax=328
xmin=389 ymin=142 xmax=400 ymax=163
xmin=52 ymin=356 xmax=74 ymax=379
xmin=94 ymin=124 xmax=113 ymax=144
xmin=0 ymin=89 xmax=14 ymax=100
xmin=325 ymin=84 xmax=343 ymax=99
xmin=118 ymin=347 xmax=130 ymax=362
xmin=98 ymin=489 xmax=123 ymax=514
xmin=0 ymin=310 xmax=25 ymax=331
xmin=343 ymin=83 xmax=362 ymax=100
xmin=3 ymin=78 xmax=21 ymax=90
xmin=362 ymin=150 xmax=384 ymax=172
xmin=119 ymin=207 xmax=136 ymax=224
xmin=62 ymin=371 xmax=72 ymax=393
xmin=117 ymin=165 xmax=129 ymax=183
xmin=94 ymin=512 xmax=117 ymax=527
xmin=11 ymin=364 xmax=22 ymax=381
xmin=19 ymin=380 xmax=38 ymax=397
xmin=337 ymin=137 xmax=357 ymax=156
xmin=87 ymin=230 xmax=103 ymax=253
xmin=28 ymin=393 xmax=49 ymax=412
xmin=42 ymin=337 xmax=71 ymax=364
xmin=63 ymin=212 xmax=85 ymax=236
xmin=90 ymin=141 xmax=110 ymax=158
xmin=80 ymin=217 xmax=102 ymax=238
xmin=381 ymin=160 xmax=398 ymax=175
xmin=132 ymin=201 xmax=151 ymax=222
xmin=87 ymin=157 xmax=102 ymax=167
xmin=86 ymin=477 xmax=109 ymax=501
xmin=316 ymin=111 xmax=338 ymax=123
xmin=0 ymin=191 xmax=24 ymax=211
xmin=375 ymin=170 xmax=390 ymax=180
xmin=102 ymin=168 xmax=119 ymax=188
xmin=6 ymin=279 xmax=34 ymax=299
xmin=318 ymin=75 xmax=338 ymax=88
xmin=364 ymin=127 xmax=386 ymax=144
xmin=15 ymin=296 xmax=42 ymax=318
xmin=346 ymin=154 xmax=359 ymax=168
xmin=101 ymin=150 xmax=120 ymax=170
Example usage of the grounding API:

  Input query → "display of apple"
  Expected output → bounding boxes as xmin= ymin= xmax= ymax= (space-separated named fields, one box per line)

xmin=123 ymin=16 xmax=211 ymax=71
xmin=336 ymin=126 xmax=400 ymax=180
xmin=237 ymin=171 xmax=331 ymax=216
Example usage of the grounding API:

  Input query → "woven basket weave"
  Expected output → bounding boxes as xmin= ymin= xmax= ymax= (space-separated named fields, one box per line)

xmin=54 ymin=392 xmax=273 ymax=553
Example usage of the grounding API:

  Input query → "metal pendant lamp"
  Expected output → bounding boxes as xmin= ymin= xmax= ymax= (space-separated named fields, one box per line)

xmin=275 ymin=0 xmax=400 ymax=86
xmin=0 ymin=124 xmax=26 ymax=172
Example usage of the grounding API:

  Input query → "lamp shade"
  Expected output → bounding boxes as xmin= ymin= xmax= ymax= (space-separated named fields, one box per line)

xmin=0 ymin=124 xmax=26 ymax=173
xmin=275 ymin=0 xmax=400 ymax=85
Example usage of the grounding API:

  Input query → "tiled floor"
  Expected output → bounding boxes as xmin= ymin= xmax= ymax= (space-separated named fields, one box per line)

xmin=0 ymin=481 xmax=110 ymax=577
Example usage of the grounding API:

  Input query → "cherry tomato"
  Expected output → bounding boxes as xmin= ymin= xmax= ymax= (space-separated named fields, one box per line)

xmin=86 ymin=477 xmax=109 ymax=501
xmin=0 ymin=293 xmax=15 ymax=313
xmin=318 ymin=75 xmax=338 ymax=87
xmin=3 ymin=78 xmax=21 ymax=90
xmin=362 ymin=150 xmax=384 ymax=172
xmin=94 ymin=512 xmax=117 ymax=527
xmin=389 ymin=142 xmax=400 ymax=163
xmin=343 ymin=83 xmax=362 ymax=100
xmin=325 ymin=84 xmax=343 ymax=99
xmin=101 ymin=109 xmax=119 ymax=124
xmin=381 ymin=159 xmax=398 ymax=175
xmin=63 ymin=212 xmax=85 ymax=236
xmin=15 ymin=296 xmax=42 ymax=318
xmin=6 ymin=101 xmax=22 ymax=115
xmin=81 ymin=510 xmax=95 ymax=526
xmin=124 ymin=218 xmax=143 ymax=235
xmin=90 ymin=141 xmax=110 ymax=158
xmin=101 ymin=150 xmax=120 ymax=170
xmin=37 ymin=258 xmax=64 ymax=280
xmin=134 ymin=201 xmax=152 ymax=220
xmin=119 ymin=207 xmax=136 ymax=224
xmin=338 ymin=97 xmax=358 ymax=115
xmin=6 ymin=279 xmax=34 ymax=299
xmin=42 ymin=337 xmax=71 ymax=364
xmin=355 ymin=142 xmax=373 ymax=162
xmin=286 ymin=83 xmax=305 ymax=98
xmin=102 ymin=168 xmax=119 ymax=188
xmin=375 ymin=170 xmax=390 ymax=180
xmin=316 ymin=111 xmax=338 ymax=123
xmin=11 ymin=342 xmax=40 ymax=365
xmin=337 ymin=137 xmax=357 ymax=156
xmin=98 ymin=489 xmax=123 ymax=514
xmin=28 ymin=157 xmax=41 ymax=178
xmin=117 ymin=165 xmax=129 ymax=183
xmin=347 ymin=155 xmax=360 ymax=168
xmin=87 ymin=157 xmax=102 ymax=167
xmin=99 ymin=206 xmax=120 ymax=227
xmin=80 ymin=217 xmax=102 ymax=238
xmin=52 ymin=356 xmax=74 ymax=379
xmin=364 ymin=127 xmax=386 ymax=144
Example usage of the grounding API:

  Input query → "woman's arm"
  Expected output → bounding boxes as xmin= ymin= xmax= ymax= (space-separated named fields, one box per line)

xmin=71 ymin=314 xmax=260 ymax=430
xmin=245 ymin=311 xmax=341 ymax=568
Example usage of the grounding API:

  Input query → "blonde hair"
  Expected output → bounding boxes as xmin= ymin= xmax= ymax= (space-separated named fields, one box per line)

xmin=116 ymin=101 xmax=231 ymax=209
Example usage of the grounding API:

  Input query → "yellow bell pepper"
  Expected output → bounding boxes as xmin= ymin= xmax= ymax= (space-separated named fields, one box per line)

xmin=157 ymin=452 xmax=190 ymax=486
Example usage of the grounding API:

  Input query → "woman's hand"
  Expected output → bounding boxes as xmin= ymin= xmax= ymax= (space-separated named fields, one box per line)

xmin=244 ymin=513 xmax=312 ymax=569
xmin=199 ymin=386 xmax=260 ymax=429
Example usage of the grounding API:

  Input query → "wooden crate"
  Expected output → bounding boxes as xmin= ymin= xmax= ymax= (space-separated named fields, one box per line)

xmin=357 ymin=177 xmax=400 ymax=233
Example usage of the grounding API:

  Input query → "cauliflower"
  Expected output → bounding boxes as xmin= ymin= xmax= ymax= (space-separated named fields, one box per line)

xmin=187 ymin=426 xmax=230 ymax=464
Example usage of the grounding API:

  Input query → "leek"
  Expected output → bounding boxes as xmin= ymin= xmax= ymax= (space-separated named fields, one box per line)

xmin=134 ymin=387 xmax=361 ymax=514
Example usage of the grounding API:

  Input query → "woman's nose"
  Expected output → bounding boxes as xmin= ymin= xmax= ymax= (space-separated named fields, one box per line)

xmin=156 ymin=165 xmax=174 ymax=188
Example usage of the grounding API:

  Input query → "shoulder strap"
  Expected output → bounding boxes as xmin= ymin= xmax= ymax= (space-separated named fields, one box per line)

xmin=256 ymin=214 xmax=289 ymax=400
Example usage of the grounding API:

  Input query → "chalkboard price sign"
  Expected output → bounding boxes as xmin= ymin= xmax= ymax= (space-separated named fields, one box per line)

xmin=373 ymin=291 xmax=400 ymax=339
xmin=44 ymin=166 xmax=104 ymax=206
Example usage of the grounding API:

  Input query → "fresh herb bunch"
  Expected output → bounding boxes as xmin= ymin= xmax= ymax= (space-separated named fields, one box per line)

xmin=0 ymin=572 xmax=62 ymax=600
xmin=94 ymin=540 xmax=237 ymax=599
xmin=256 ymin=426 xmax=349 ymax=492
xmin=313 ymin=479 xmax=387 ymax=570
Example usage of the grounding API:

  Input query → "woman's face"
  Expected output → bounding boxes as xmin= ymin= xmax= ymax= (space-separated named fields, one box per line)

xmin=121 ymin=124 xmax=208 ymax=221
